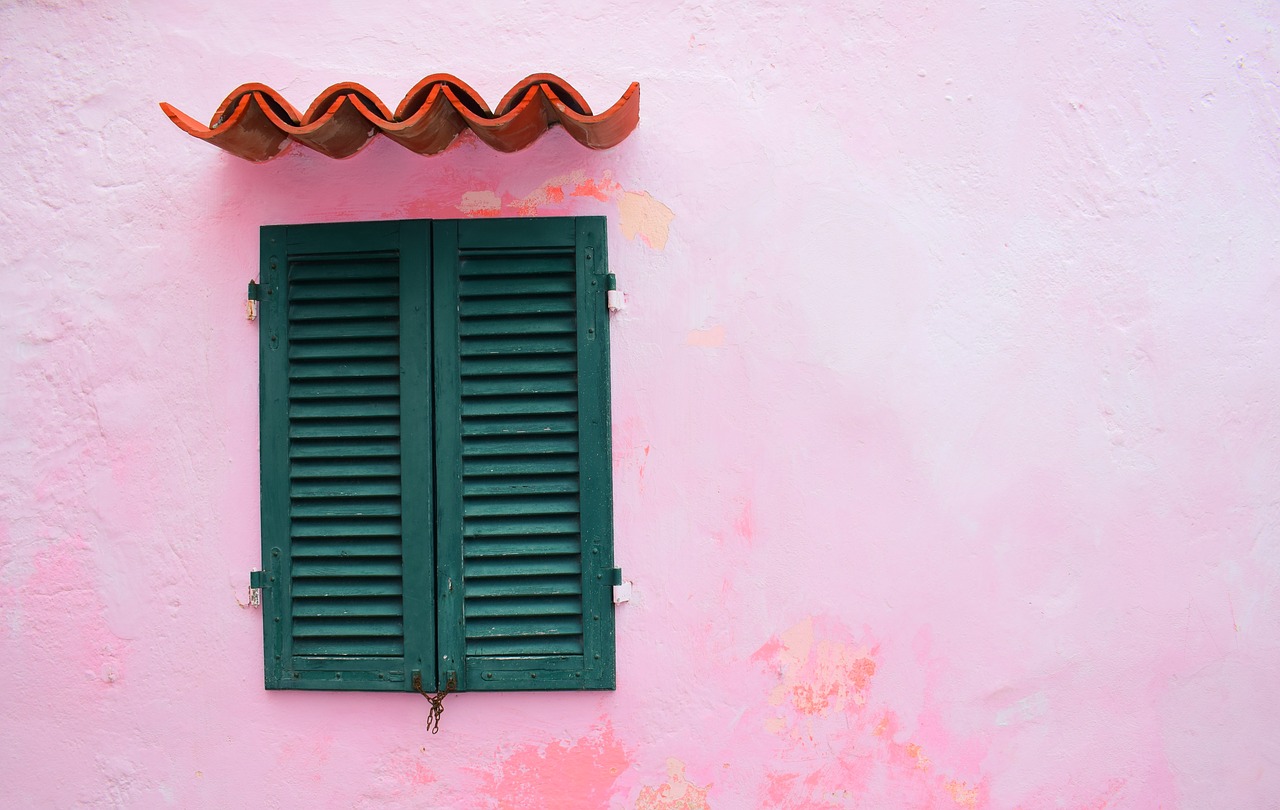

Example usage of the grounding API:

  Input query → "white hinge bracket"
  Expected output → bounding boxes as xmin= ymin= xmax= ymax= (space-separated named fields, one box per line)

xmin=606 ymin=274 xmax=625 ymax=312
xmin=611 ymin=567 xmax=631 ymax=604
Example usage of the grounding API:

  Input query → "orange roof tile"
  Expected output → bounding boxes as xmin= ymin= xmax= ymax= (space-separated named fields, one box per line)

xmin=160 ymin=74 xmax=639 ymax=162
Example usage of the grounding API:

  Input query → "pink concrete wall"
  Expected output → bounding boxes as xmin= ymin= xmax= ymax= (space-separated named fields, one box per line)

xmin=2 ymin=1 xmax=1278 ymax=807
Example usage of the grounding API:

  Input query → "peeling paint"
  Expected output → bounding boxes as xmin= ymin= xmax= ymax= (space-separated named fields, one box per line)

xmin=571 ymin=175 xmax=622 ymax=202
xmin=618 ymin=190 xmax=675 ymax=250
xmin=945 ymin=779 xmax=981 ymax=808
xmin=754 ymin=619 xmax=990 ymax=808
xmin=636 ymin=759 xmax=711 ymax=810
xmin=454 ymin=174 xmax=674 ymax=252
xmin=457 ymin=190 xmax=503 ymax=217
xmin=754 ymin=617 xmax=877 ymax=726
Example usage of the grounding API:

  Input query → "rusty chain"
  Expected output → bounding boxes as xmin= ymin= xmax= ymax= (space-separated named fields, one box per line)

xmin=412 ymin=671 xmax=456 ymax=734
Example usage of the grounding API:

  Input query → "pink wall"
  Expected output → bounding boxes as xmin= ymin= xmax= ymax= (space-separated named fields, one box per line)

xmin=3 ymin=1 xmax=1279 ymax=807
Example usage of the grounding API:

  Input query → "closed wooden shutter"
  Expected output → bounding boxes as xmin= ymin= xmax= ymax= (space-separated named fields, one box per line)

xmin=432 ymin=217 xmax=616 ymax=690
xmin=258 ymin=216 xmax=614 ymax=693
xmin=259 ymin=221 xmax=435 ymax=691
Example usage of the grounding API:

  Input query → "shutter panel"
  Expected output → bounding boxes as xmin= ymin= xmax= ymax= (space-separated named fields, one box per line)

xmin=433 ymin=217 xmax=616 ymax=691
xmin=260 ymin=221 xmax=435 ymax=691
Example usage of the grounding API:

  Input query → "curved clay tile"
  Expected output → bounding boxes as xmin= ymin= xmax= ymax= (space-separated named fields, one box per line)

xmin=160 ymin=74 xmax=639 ymax=162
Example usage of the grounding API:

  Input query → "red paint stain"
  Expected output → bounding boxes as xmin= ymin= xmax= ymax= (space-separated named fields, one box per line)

xmin=480 ymin=722 xmax=629 ymax=809
xmin=570 ymin=177 xmax=618 ymax=202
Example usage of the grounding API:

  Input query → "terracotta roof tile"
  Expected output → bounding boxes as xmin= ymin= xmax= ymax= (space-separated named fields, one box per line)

xmin=160 ymin=74 xmax=639 ymax=162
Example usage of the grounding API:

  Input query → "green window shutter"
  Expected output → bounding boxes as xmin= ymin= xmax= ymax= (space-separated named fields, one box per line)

xmin=432 ymin=217 xmax=616 ymax=691
xmin=259 ymin=221 xmax=436 ymax=691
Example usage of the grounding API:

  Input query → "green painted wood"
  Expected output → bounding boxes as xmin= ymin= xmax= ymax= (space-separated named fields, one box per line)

xmin=261 ymin=215 xmax=613 ymax=693
xmin=575 ymin=216 xmax=617 ymax=690
xmin=455 ymin=217 xmax=576 ymax=249
xmin=432 ymin=217 xmax=615 ymax=692
xmin=283 ymin=220 xmax=401 ymax=255
xmin=397 ymin=220 xmax=436 ymax=692
xmin=431 ymin=220 xmax=467 ymax=686
xmin=260 ymin=221 xmax=423 ymax=690
xmin=462 ymin=536 xmax=582 ymax=557
xmin=260 ymin=226 xmax=289 ymax=689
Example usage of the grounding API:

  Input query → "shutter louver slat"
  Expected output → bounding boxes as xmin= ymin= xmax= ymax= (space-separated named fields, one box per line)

xmin=287 ymin=340 xmax=400 ymax=360
xmin=289 ymin=459 xmax=401 ymax=477
xmin=286 ymin=257 xmax=407 ymax=665
xmin=291 ymin=578 xmax=403 ymax=598
xmin=464 ymin=576 xmax=583 ymax=598
xmin=292 ymin=537 xmax=403 ymax=557
xmin=459 ymin=334 xmax=578 ymax=356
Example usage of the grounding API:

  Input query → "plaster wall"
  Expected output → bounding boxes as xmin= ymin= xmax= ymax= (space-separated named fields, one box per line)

xmin=2 ymin=1 xmax=1279 ymax=807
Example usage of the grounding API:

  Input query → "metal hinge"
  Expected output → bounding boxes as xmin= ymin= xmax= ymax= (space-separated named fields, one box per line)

xmin=606 ymin=273 xmax=624 ymax=312
xmin=611 ymin=567 xmax=631 ymax=604
xmin=246 ymin=281 xmax=261 ymax=321
xmin=248 ymin=570 xmax=264 ymax=607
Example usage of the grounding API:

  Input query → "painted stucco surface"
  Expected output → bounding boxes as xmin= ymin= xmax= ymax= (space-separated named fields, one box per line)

xmin=2 ymin=1 xmax=1279 ymax=807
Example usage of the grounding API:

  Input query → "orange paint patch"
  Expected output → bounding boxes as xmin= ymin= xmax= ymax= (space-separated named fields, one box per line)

xmin=619 ymin=190 xmax=675 ymax=250
xmin=905 ymin=743 xmax=931 ymax=771
xmin=945 ymin=779 xmax=981 ymax=808
xmin=636 ymin=758 xmax=711 ymax=810
xmin=480 ymin=722 xmax=629 ymax=810
xmin=686 ymin=325 xmax=725 ymax=347
xmin=873 ymin=710 xmax=897 ymax=738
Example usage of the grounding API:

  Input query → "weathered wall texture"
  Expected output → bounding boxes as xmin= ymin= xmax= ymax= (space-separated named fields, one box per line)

xmin=2 ymin=1 xmax=1279 ymax=807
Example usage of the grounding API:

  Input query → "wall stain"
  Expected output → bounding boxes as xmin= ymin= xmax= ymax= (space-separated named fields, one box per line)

xmin=753 ymin=617 xmax=989 ymax=808
xmin=753 ymin=616 xmax=877 ymax=732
